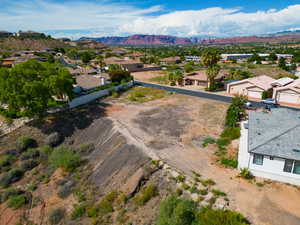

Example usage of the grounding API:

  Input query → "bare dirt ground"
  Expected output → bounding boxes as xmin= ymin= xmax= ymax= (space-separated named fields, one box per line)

xmin=106 ymin=92 xmax=300 ymax=225
xmin=131 ymin=70 xmax=166 ymax=82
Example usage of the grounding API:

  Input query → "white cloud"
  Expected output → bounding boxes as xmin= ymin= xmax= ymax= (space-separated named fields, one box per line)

xmin=0 ymin=1 xmax=300 ymax=38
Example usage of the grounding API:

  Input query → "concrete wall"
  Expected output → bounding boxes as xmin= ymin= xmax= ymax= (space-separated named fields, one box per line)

xmin=68 ymin=81 xmax=133 ymax=109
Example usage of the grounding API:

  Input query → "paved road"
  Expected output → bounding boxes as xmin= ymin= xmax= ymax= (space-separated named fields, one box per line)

xmin=134 ymin=81 xmax=300 ymax=111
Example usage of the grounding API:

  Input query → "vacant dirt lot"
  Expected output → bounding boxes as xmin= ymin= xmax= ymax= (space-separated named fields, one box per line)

xmin=107 ymin=90 xmax=300 ymax=225
xmin=131 ymin=70 xmax=166 ymax=82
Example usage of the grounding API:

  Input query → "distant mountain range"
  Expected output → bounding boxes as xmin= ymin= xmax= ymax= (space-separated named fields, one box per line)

xmin=79 ymin=30 xmax=300 ymax=46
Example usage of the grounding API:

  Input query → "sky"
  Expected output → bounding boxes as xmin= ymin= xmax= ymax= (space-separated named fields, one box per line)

xmin=0 ymin=0 xmax=300 ymax=39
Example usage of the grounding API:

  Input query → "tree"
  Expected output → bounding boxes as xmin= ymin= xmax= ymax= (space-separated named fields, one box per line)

xmin=269 ymin=53 xmax=278 ymax=61
xmin=201 ymin=49 xmax=221 ymax=89
xmin=108 ymin=69 xmax=132 ymax=83
xmin=0 ymin=59 xmax=75 ymax=118
xmin=80 ymin=51 xmax=95 ymax=64
xmin=248 ymin=53 xmax=261 ymax=64
xmin=278 ymin=57 xmax=288 ymax=71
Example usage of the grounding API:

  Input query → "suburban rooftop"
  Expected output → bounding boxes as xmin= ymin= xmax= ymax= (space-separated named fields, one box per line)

xmin=248 ymin=108 xmax=300 ymax=160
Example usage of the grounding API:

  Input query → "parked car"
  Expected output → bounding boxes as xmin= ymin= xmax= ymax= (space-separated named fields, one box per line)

xmin=261 ymin=98 xmax=278 ymax=105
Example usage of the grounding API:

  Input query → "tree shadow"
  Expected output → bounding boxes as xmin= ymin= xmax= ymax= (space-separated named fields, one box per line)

xmin=28 ymin=101 xmax=111 ymax=141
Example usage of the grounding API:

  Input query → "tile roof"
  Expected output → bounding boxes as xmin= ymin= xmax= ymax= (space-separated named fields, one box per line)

xmin=229 ymin=75 xmax=275 ymax=91
xmin=274 ymin=79 xmax=300 ymax=93
xmin=249 ymin=108 xmax=300 ymax=160
xmin=184 ymin=70 xmax=226 ymax=81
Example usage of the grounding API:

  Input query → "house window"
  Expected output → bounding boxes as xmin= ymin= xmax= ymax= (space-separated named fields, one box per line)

xmin=293 ymin=161 xmax=300 ymax=175
xmin=270 ymin=156 xmax=274 ymax=160
xmin=283 ymin=160 xmax=293 ymax=173
xmin=253 ymin=154 xmax=264 ymax=165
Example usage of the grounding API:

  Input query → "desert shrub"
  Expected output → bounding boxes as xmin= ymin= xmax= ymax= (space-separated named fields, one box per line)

xmin=57 ymin=180 xmax=75 ymax=199
xmin=134 ymin=184 xmax=158 ymax=206
xmin=20 ymin=160 xmax=39 ymax=171
xmin=44 ymin=132 xmax=61 ymax=147
xmin=48 ymin=208 xmax=65 ymax=225
xmin=176 ymin=175 xmax=186 ymax=183
xmin=200 ymin=179 xmax=215 ymax=187
xmin=16 ymin=136 xmax=36 ymax=152
xmin=0 ymin=188 xmax=23 ymax=203
xmin=240 ymin=168 xmax=253 ymax=180
xmin=105 ymin=190 xmax=119 ymax=202
xmin=7 ymin=194 xmax=27 ymax=209
xmin=0 ymin=155 xmax=15 ymax=171
xmin=220 ymin=157 xmax=238 ymax=168
xmin=27 ymin=184 xmax=37 ymax=191
xmin=196 ymin=207 xmax=249 ymax=225
xmin=156 ymin=195 xmax=197 ymax=225
xmin=189 ymin=186 xmax=198 ymax=194
xmin=20 ymin=149 xmax=40 ymax=161
xmin=0 ymin=168 xmax=24 ymax=187
xmin=225 ymin=96 xmax=247 ymax=127
xmin=221 ymin=127 xmax=241 ymax=140
xmin=199 ymin=189 xmax=208 ymax=196
xmin=71 ymin=203 xmax=87 ymax=219
xmin=76 ymin=142 xmax=95 ymax=155
xmin=176 ymin=188 xmax=183 ymax=196
xmin=156 ymin=196 xmax=248 ymax=225
xmin=211 ymin=189 xmax=226 ymax=197
xmin=216 ymin=138 xmax=231 ymax=150
xmin=98 ymin=199 xmax=114 ymax=215
xmin=202 ymin=137 xmax=215 ymax=147
xmin=49 ymin=146 xmax=80 ymax=172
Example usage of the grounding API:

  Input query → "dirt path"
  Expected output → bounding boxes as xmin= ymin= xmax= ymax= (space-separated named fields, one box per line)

xmin=107 ymin=94 xmax=300 ymax=225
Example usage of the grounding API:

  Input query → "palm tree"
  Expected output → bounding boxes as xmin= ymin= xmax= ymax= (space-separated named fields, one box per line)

xmin=201 ymin=49 xmax=221 ymax=90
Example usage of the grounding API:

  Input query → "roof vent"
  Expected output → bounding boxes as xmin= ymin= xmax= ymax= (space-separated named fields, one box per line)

xmin=293 ymin=149 xmax=300 ymax=153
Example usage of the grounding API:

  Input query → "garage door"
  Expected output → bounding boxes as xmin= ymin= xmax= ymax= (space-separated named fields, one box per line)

xmin=248 ymin=90 xmax=262 ymax=99
xmin=278 ymin=92 xmax=299 ymax=104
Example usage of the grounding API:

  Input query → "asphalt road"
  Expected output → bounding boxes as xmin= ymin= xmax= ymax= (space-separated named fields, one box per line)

xmin=134 ymin=81 xmax=300 ymax=111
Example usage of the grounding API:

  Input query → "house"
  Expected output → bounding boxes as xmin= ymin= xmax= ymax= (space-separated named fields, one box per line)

xmin=1 ymin=55 xmax=46 ymax=68
xmin=104 ymin=57 xmax=144 ymax=72
xmin=227 ymin=75 xmax=275 ymax=99
xmin=160 ymin=56 xmax=181 ymax=65
xmin=17 ymin=30 xmax=44 ymax=38
xmin=238 ymin=108 xmax=300 ymax=186
xmin=273 ymin=79 xmax=300 ymax=105
xmin=184 ymin=56 xmax=201 ymax=62
xmin=183 ymin=70 xmax=226 ymax=87
xmin=0 ymin=30 xmax=13 ymax=38
xmin=75 ymin=74 xmax=110 ymax=90
xmin=221 ymin=54 xmax=253 ymax=61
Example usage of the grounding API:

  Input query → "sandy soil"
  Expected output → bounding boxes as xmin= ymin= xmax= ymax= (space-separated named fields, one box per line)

xmin=131 ymin=71 xmax=166 ymax=82
xmin=106 ymin=93 xmax=300 ymax=225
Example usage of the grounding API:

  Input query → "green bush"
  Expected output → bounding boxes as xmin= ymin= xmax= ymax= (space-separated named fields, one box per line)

xmin=0 ymin=188 xmax=23 ymax=203
xmin=49 ymin=146 xmax=80 ymax=172
xmin=20 ymin=148 xmax=40 ymax=160
xmin=240 ymin=168 xmax=253 ymax=180
xmin=0 ymin=168 xmax=24 ymax=187
xmin=202 ymin=137 xmax=216 ymax=147
xmin=134 ymin=184 xmax=158 ymax=206
xmin=199 ymin=189 xmax=208 ymax=196
xmin=220 ymin=157 xmax=238 ymax=168
xmin=156 ymin=195 xmax=197 ymax=225
xmin=176 ymin=175 xmax=186 ymax=183
xmin=16 ymin=136 xmax=36 ymax=152
xmin=0 ymin=155 xmax=15 ymax=171
xmin=221 ymin=127 xmax=241 ymax=140
xmin=196 ymin=207 xmax=249 ymax=225
xmin=200 ymin=179 xmax=215 ymax=187
xmin=211 ymin=189 xmax=226 ymax=197
xmin=7 ymin=194 xmax=27 ymax=209
xmin=71 ymin=203 xmax=86 ymax=219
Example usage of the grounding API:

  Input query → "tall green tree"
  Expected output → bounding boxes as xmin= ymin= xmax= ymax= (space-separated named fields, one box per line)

xmin=0 ymin=59 xmax=75 ymax=118
xmin=201 ymin=49 xmax=221 ymax=90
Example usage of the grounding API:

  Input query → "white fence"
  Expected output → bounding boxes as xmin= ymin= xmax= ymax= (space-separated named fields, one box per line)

xmin=68 ymin=81 xmax=134 ymax=108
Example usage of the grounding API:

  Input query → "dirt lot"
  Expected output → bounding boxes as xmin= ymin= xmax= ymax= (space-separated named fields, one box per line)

xmin=131 ymin=70 xmax=166 ymax=82
xmin=106 ymin=91 xmax=300 ymax=225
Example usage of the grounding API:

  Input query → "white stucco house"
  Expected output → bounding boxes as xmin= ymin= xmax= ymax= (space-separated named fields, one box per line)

xmin=227 ymin=75 xmax=275 ymax=99
xmin=273 ymin=79 xmax=300 ymax=105
xmin=238 ymin=108 xmax=300 ymax=186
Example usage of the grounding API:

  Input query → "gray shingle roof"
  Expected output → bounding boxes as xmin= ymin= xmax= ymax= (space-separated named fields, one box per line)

xmin=249 ymin=108 xmax=300 ymax=160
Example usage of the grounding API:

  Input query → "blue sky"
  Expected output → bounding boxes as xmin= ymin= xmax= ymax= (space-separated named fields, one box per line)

xmin=0 ymin=0 xmax=300 ymax=39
